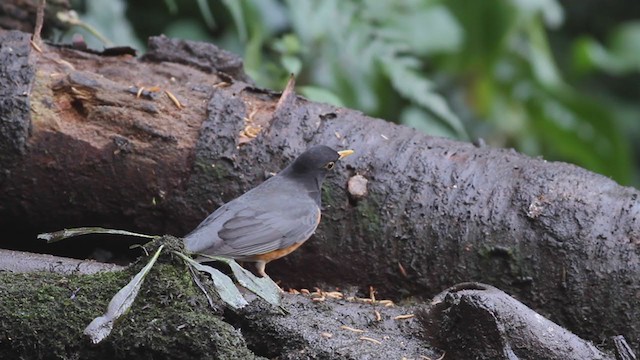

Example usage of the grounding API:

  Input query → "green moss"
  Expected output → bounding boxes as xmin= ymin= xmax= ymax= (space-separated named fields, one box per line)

xmin=354 ymin=196 xmax=383 ymax=236
xmin=192 ymin=158 xmax=229 ymax=181
xmin=321 ymin=183 xmax=337 ymax=208
xmin=0 ymin=268 xmax=129 ymax=358
xmin=477 ymin=244 xmax=532 ymax=285
xmin=0 ymin=237 xmax=261 ymax=359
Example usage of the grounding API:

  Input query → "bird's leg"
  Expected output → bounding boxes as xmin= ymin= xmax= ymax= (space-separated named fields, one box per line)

xmin=255 ymin=260 xmax=267 ymax=277
xmin=254 ymin=260 xmax=286 ymax=293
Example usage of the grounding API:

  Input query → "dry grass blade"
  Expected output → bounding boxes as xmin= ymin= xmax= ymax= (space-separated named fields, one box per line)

xmin=359 ymin=336 xmax=382 ymax=345
xmin=394 ymin=314 xmax=415 ymax=320
xmin=175 ymin=252 xmax=248 ymax=310
xmin=340 ymin=325 xmax=365 ymax=333
xmin=37 ymin=227 xmax=159 ymax=243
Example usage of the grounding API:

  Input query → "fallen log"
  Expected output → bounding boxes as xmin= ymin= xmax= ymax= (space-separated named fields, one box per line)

xmin=0 ymin=29 xmax=638 ymax=353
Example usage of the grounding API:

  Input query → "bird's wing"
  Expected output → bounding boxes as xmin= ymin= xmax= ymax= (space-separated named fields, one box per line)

xmin=184 ymin=197 xmax=320 ymax=259
xmin=215 ymin=200 xmax=321 ymax=257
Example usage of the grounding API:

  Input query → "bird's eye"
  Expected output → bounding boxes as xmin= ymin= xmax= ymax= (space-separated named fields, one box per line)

xmin=325 ymin=161 xmax=335 ymax=170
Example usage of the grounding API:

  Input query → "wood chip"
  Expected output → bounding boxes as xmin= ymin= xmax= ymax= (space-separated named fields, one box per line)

xmin=394 ymin=314 xmax=415 ymax=320
xmin=359 ymin=336 xmax=382 ymax=345
xmin=136 ymin=87 xmax=145 ymax=98
xmin=324 ymin=291 xmax=343 ymax=299
xmin=165 ymin=90 xmax=184 ymax=109
xmin=340 ymin=325 xmax=365 ymax=333
xmin=348 ymin=175 xmax=368 ymax=198
xmin=356 ymin=297 xmax=373 ymax=303
xmin=30 ymin=40 xmax=43 ymax=53
xmin=275 ymin=74 xmax=296 ymax=111
xmin=246 ymin=109 xmax=258 ymax=121
xmin=320 ymin=332 xmax=332 ymax=338
xmin=398 ymin=262 xmax=408 ymax=278
xmin=239 ymin=125 xmax=262 ymax=143
xmin=374 ymin=310 xmax=382 ymax=322
xmin=300 ymin=289 xmax=310 ymax=295
xmin=53 ymin=58 xmax=76 ymax=70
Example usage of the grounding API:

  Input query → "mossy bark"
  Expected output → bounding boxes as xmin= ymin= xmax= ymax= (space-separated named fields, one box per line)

xmin=0 ymin=237 xmax=438 ymax=359
xmin=0 ymin=244 xmax=260 ymax=359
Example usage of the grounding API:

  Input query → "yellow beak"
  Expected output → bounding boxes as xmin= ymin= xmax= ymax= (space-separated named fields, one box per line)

xmin=337 ymin=149 xmax=355 ymax=160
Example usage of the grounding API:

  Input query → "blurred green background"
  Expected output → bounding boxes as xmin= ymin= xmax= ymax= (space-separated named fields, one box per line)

xmin=59 ymin=0 xmax=640 ymax=187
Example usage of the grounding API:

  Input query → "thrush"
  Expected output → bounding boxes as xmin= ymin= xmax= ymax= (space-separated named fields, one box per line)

xmin=184 ymin=145 xmax=354 ymax=277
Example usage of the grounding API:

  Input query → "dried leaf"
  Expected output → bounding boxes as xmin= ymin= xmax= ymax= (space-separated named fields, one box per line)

xmin=83 ymin=245 xmax=164 ymax=344
xmin=38 ymin=227 xmax=158 ymax=243
xmin=175 ymin=252 xmax=248 ymax=310
xmin=212 ymin=256 xmax=282 ymax=307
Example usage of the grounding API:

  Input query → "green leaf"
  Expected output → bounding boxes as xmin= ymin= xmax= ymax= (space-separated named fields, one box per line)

xmin=164 ymin=20 xmax=211 ymax=41
xmin=610 ymin=22 xmax=640 ymax=70
xmin=571 ymin=37 xmax=605 ymax=74
xmin=298 ymin=86 xmax=344 ymax=107
xmin=511 ymin=0 xmax=564 ymax=28
xmin=66 ymin=0 xmax=144 ymax=50
xmin=380 ymin=56 xmax=468 ymax=139
xmin=221 ymin=0 xmax=247 ymax=41
xmin=400 ymin=106 xmax=458 ymax=139
xmin=573 ymin=22 xmax=640 ymax=75
xmin=445 ymin=0 xmax=516 ymax=66
xmin=381 ymin=5 xmax=462 ymax=55
xmin=163 ymin=0 xmax=178 ymax=14
xmin=280 ymin=55 xmax=302 ymax=76
xmin=525 ymin=18 xmax=562 ymax=87
xmin=273 ymin=34 xmax=302 ymax=54
xmin=528 ymin=88 xmax=632 ymax=184
xmin=84 ymin=245 xmax=164 ymax=344
xmin=195 ymin=0 xmax=216 ymax=29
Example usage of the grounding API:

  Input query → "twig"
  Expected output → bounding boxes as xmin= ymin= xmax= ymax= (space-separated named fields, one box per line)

xmin=32 ymin=0 xmax=46 ymax=47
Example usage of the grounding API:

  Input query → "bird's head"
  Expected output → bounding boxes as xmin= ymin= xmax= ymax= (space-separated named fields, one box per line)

xmin=284 ymin=145 xmax=354 ymax=181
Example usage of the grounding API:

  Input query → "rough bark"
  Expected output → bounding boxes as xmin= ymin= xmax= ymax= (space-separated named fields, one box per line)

xmin=0 ymin=30 xmax=639 ymax=354
xmin=419 ymin=282 xmax=615 ymax=360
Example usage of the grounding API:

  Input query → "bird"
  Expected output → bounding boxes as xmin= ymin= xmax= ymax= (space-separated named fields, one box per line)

xmin=183 ymin=145 xmax=354 ymax=277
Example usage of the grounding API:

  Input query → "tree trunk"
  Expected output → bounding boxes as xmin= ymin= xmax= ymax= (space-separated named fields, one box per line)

xmin=0 ymin=29 xmax=638 ymax=354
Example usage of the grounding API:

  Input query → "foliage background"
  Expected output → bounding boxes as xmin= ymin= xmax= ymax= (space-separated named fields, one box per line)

xmin=59 ymin=0 xmax=640 ymax=187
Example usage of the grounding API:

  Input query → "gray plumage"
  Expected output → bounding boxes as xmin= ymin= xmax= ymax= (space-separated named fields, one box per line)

xmin=183 ymin=145 xmax=353 ymax=276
